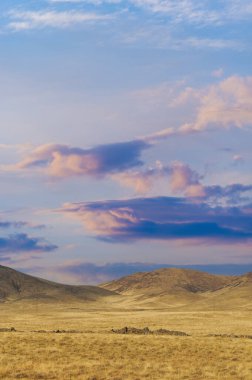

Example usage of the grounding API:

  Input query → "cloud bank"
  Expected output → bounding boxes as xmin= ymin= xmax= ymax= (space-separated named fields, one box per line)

xmin=5 ymin=75 xmax=251 ymax=186
xmin=28 ymin=0 xmax=252 ymax=28
xmin=113 ymin=160 xmax=252 ymax=201
xmin=60 ymin=197 xmax=252 ymax=243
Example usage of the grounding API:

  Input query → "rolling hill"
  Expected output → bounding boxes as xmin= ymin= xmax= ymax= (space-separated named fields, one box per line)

xmin=1 ymin=265 xmax=252 ymax=310
xmin=0 ymin=265 xmax=116 ymax=303
xmin=101 ymin=268 xmax=252 ymax=309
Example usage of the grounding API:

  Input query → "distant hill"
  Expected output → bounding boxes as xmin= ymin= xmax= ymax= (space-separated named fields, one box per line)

xmin=101 ymin=268 xmax=252 ymax=309
xmin=1 ymin=265 xmax=252 ymax=310
xmin=0 ymin=265 xmax=116 ymax=303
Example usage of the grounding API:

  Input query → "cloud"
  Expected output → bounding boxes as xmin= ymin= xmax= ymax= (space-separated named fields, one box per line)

xmin=174 ymin=75 xmax=252 ymax=133
xmin=183 ymin=38 xmax=242 ymax=50
xmin=168 ymin=162 xmax=203 ymax=195
xmin=122 ymin=30 xmax=240 ymax=52
xmin=204 ymin=184 xmax=252 ymax=204
xmin=0 ymin=148 xmax=204 ymax=196
xmin=233 ymin=154 xmax=243 ymax=163
xmin=0 ymin=220 xmax=46 ymax=230
xmin=4 ymin=0 xmax=252 ymax=45
xmin=5 ymin=0 xmax=252 ymax=36
xmin=59 ymin=197 xmax=252 ymax=243
xmin=48 ymin=0 xmax=120 ymax=3
xmin=112 ymin=161 xmax=170 ymax=193
xmin=8 ymin=141 xmax=252 ymax=204
xmin=117 ymin=162 xmax=252 ymax=201
xmin=4 ymin=75 xmax=252 ymax=192
xmin=212 ymin=68 xmax=224 ymax=78
xmin=112 ymin=161 xmax=205 ymax=196
xmin=58 ymin=261 xmax=167 ymax=283
xmin=0 ymin=233 xmax=57 ymax=254
xmin=0 ymin=221 xmax=27 ymax=229
xmin=131 ymin=0 xmax=252 ymax=26
xmin=52 ymin=261 xmax=252 ymax=284
xmin=9 ymin=140 xmax=149 ymax=178
xmin=5 ymin=74 xmax=251 ymax=175
xmin=141 ymin=75 xmax=252 ymax=142
xmin=136 ymin=76 xmax=252 ymax=144
xmin=113 ymin=161 xmax=252 ymax=202
xmin=48 ymin=0 xmax=88 ymax=2
xmin=8 ymin=10 xmax=112 ymax=31
xmin=45 ymin=0 xmax=251 ymax=26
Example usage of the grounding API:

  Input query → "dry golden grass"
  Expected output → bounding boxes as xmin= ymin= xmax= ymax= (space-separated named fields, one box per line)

xmin=0 ymin=303 xmax=251 ymax=379
xmin=0 ymin=332 xmax=252 ymax=380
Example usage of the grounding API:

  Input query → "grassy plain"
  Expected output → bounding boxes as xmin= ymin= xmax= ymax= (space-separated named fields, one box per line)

xmin=0 ymin=303 xmax=251 ymax=380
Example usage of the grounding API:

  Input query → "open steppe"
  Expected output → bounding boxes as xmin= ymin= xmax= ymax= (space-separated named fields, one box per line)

xmin=0 ymin=304 xmax=252 ymax=380
xmin=0 ymin=266 xmax=252 ymax=379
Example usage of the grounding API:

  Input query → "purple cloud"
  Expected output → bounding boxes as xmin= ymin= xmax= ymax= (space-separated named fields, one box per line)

xmin=0 ymin=233 xmax=57 ymax=254
xmin=0 ymin=221 xmax=27 ymax=229
xmin=12 ymin=140 xmax=149 ymax=178
xmin=113 ymin=161 xmax=205 ymax=196
xmin=60 ymin=197 xmax=252 ymax=243
xmin=0 ymin=220 xmax=46 ymax=230
xmin=205 ymin=184 xmax=252 ymax=203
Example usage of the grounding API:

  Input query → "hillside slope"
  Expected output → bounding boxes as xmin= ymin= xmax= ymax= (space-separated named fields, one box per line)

xmin=1 ymin=265 xmax=252 ymax=310
xmin=101 ymin=268 xmax=252 ymax=309
xmin=0 ymin=265 xmax=116 ymax=303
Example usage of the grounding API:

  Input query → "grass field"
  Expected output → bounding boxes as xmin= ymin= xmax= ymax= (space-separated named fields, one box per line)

xmin=0 ymin=303 xmax=251 ymax=380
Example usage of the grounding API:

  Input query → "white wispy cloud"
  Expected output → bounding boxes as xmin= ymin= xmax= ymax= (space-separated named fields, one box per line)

xmin=48 ymin=0 xmax=87 ymax=2
xmin=7 ymin=0 xmax=252 ymax=30
xmin=8 ymin=10 xmax=112 ymax=31
xmin=48 ymin=0 xmax=120 ymax=3
xmin=48 ymin=0 xmax=252 ymax=26
xmin=120 ymin=22 xmax=243 ymax=51
xmin=137 ymin=75 xmax=252 ymax=141
xmin=131 ymin=0 xmax=220 ymax=25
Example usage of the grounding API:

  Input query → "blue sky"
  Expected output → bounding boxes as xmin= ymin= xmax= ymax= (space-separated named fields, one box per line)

xmin=0 ymin=0 xmax=252 ymax=283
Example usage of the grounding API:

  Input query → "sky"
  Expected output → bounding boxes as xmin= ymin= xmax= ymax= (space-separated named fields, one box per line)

xmin=0 ymin=0 xmax=252 ymax=284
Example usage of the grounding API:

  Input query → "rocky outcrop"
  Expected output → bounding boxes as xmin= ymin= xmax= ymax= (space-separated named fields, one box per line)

xmin=112 ymin=327 xmax=189 ymax=336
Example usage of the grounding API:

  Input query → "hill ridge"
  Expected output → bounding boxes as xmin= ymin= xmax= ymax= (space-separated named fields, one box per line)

xmin=100 ymin=267 xmax=252 ymax=310
xmin=0 ymin=265 xmax=116 ymax=303
xmin=1 ymin=265 xmax=252 ymax=310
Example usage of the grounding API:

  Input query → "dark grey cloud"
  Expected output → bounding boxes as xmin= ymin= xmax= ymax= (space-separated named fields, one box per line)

xmin=0 ymin=233 xmax=57 ymax=254
xmin=61 ymin=197 xmax=252 ymax=243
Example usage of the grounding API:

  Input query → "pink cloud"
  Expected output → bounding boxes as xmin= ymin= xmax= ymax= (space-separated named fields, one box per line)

xmin=144 ymin=75 xmax=252 ymax=141
xmin=8 ymin=140 xmax=148 ymax=178
xmin=178 ymin=75 xmax=252 ymax=133
xmin=59 ymin=197 xmax=252 ymax=244
xmin=62 ymin=203 xmax=138 ymax=236
xmin=113 ymin=161 xmax=205 ymax=197
xmin=169 ymin=161 xmax=203 ymax=193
